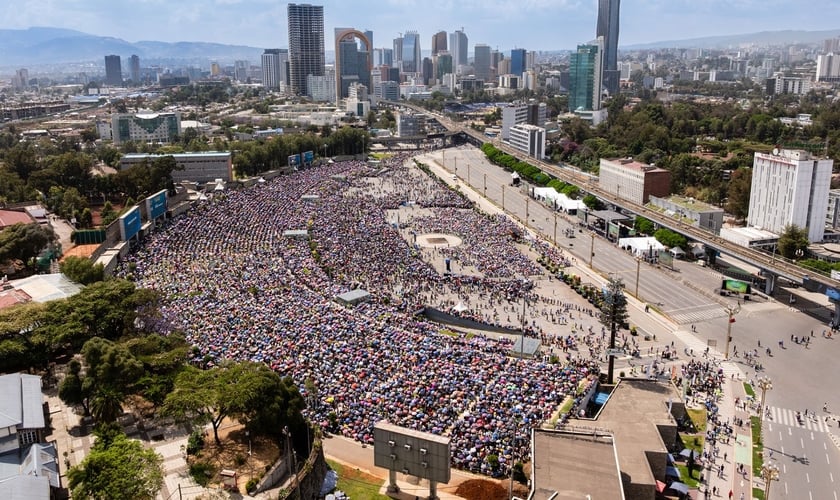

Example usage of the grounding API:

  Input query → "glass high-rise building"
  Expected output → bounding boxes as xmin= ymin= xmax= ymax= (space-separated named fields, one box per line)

xmin=401 ymin=31 xmax=421 ymax=74
xmin=510 ymin=48 xmax=526 ymax=76
xmin=568 ymin=39 xmax=603 ymax=112
xmin=596 ymin=0 xmax=620 ymax=94
xmin=431 ymin=31 xmax=447 ymax=55
xmin=473 ymin=44 xmax=491 ymax=81
xmin=104 ymin=55 xmax=122 ymax=86
xmin=449 ymin=30 xmax=468 ymax=72
xmin=129 ymin=55 xmax=140 ymax=83
xmin=288 ymin=3 xmax=325 ymax=96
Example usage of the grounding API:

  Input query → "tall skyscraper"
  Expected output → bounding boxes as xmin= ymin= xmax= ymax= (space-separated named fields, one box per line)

xmin=473 ymin=44 xmax=491 ymax=81
xmin=364 ymin=30 xmax=374 ymax=51
xmin=596 ymin=0 xmax=620 ymax=95
xmin=104 ymin=55 xmax=122 ymax=86
xmin=510 ymin=48 xmax=526 ymax=76
xmin=262 ymin=49 xmax=288 ymax=89
xmin=449 ymin=29 xmax=468 ymax=72
xmin=568 ymin=39 xmax=603 ymax=112
xmin=335 ymin=28 xmax=372 ymax=101
xmin=435 ymin=52 xmax=452 ymax=81
xmin=234 ymin=60 xmax=249 ymax=82
xmin=288 ymin=3 xmax=325 ymax=96
xmin=431 ymin=31 xmax=447 ymax=56
xmin=393 ymin=37 xmax=403 ymax=72
xmin=129 ymin=54 xmax=140 ymax=83
xmin=401 ymin=31 xmax=421 ymax=74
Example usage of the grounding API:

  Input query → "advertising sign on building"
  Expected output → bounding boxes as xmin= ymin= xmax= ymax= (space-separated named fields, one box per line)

xmin=119 ymin=206 xmax=142 ymax=241
xmin=721 ymin=278 xmax=751 ymax=294
xmin=303 ymin=150 xmax=314 ymax=164
xmin=288 ymin=154 xmax=301 ymax=168
xmin=145 ymin=190 xmax=167 ymax=220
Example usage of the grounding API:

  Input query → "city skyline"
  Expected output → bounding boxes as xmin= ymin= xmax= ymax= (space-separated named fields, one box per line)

xmin=2 ymin=0 xmax=839 ymax=53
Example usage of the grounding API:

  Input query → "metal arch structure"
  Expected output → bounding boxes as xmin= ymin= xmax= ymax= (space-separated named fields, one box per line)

xmin=334 ymin=29 xmax=372 ymax=104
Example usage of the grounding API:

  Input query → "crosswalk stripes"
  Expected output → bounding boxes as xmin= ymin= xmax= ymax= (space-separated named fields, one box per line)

xmin=667 ymin=304 xmax=730 ymax=325
xmin=767 ymin=406 xmax=828 ymax=433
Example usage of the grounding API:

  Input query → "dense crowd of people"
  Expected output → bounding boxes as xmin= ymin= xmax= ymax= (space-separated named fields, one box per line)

xmin=118 ymin=152 xmax=600 ymax=475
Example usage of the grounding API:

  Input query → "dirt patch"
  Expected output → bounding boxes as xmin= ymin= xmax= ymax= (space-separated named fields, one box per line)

xmin=189 ymin=419 xmax=281 ymax=494
xmin=415 ymin=232 xmax=463 ymax=248
xmin=455 ymin=478 xmax=525 ymax=500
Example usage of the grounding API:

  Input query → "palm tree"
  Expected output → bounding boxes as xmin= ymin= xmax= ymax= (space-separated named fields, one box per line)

xmin=90 ymin=387 xmax=125 ymax=424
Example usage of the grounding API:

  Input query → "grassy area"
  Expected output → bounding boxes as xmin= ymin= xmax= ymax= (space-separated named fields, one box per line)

xmin=686 ymin=408 xmax=708 ymax=433
xmin=744 ymin=382 xmax=755 ymax=397
xmin=326 ymin=459 xmax=390 ymax=500
xmin=675 ymin=464 xmax=701 ymax=488
xmin=753 ymin=487 xmax=765 ymax=500
xmin=559 ymin=397 xmax=574 ymax=415
xmin=679 ymin=432 xmax=705 ymax=454
xmin=751 ymin=416 xmax=764 ymax=476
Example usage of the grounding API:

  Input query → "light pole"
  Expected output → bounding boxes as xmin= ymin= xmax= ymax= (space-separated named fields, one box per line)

xmin=761 ymin=462 xmax=780 ymax=500
xmin=757 ymin=376 xmax=773 ymax=422
xmin=502 ymin=184 xmax=506 ymax=210
xmin=635 ymin=257 xmax=642 ymax=298
xmin=723 ymin=302 xmax=741 ymax=360
xmin=589 ymin=233 xmax=595 ymax=268
xmin=553 ymin=213 xmax=558 ymax=244
xmin=483 ymin=173 xmax=487 ymax=196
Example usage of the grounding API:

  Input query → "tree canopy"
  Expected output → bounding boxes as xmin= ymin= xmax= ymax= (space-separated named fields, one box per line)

xmin=68 ymin=430 xmax=164 ymax=500
xmin=0 ymin=223 xmax=57 ymax=269
xmin=60 ymin=255 xmax=105 ymax=285
xmin=777 ymin=224 xmax=809 ymax=259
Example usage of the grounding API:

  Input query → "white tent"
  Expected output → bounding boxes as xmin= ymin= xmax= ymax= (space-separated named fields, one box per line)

xmin=618 ymin=236 xmax=665 ymax=258
xmin=452 ymin=302 xmax=469 ymax=313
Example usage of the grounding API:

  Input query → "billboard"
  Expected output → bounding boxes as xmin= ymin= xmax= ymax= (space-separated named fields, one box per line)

xmin=303 ymin=150 xmax=314 ymax=164
xmin=119 ymin=206 xmax=142 ymax=241
xmin=721 ymin=278 xmax=751 ymax=294
xmin=373 ymin=421 xmax=450 ymax=484
xmin=288 ymin=154 xmax=301 ymax=167
xmin=145 ymin=190 xmax=167 ymax=220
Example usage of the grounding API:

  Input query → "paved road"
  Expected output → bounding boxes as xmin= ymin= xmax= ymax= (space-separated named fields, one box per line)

xmin=430 ymin=145 xmax=840 ymax=498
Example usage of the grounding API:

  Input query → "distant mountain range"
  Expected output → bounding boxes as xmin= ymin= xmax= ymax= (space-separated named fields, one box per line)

xmin=3 ymin=26 xmax=840 ymax=70
xmin=0 ymin=27 xmax=266 ymax=68
xmin=623 ymin=29 xmax=840 ymax=50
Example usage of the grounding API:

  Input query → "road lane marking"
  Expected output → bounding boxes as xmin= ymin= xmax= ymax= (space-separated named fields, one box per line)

xmin=812 ymin=431 xmax=815 ymax=440
xmin=783 ymin=463 xmax=787 ymax=473
xmin=807 ymin=472 xmax=810 ymax=483
xmin=785 ymin=482 xmax=789 ymax=495
xmin=829 ymin=454 xmax=832 ymax=465
xmin=831 ymin=471 xmax=834 ymax=482
xmin=790 ymin=428 xmax=793 ymax=436
xmin=802 ymin=437 xmax=806 ymax=448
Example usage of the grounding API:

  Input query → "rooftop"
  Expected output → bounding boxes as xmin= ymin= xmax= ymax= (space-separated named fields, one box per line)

xmin=531 ymin=429 xmax=624 ymax=500
xmin=602 ymin=158 xmax=669 ymax=173
xmin=0 ymin=373 xmax=45 ymax=430
xmin=0 ymin=210 xmax=35 ymax=229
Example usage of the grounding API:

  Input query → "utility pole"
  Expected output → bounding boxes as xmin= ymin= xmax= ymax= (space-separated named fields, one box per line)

xmin=483 ymin=173 xmax=487 ymax=196
xmin=635 ymin=257 xmax=641 ymax=298
xmin=502 ymin=184 xmax=506 ymax=210
xmin=589 ymin=233 xmax=595 ymax=267
xmin=553 ymin=213 xmax=558 ymax=244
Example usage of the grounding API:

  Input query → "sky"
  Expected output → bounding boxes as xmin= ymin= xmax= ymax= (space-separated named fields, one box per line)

xmin=2 ymin=0 xmax=840 ymax=52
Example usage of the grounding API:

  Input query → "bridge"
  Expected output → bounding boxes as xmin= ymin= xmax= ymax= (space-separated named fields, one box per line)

xmin=386 ymin=101 xmax=840 ymax=324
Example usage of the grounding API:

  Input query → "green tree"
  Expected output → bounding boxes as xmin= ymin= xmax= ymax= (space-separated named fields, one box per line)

xmin=634 ymin=216 xmax=655 ymax=235
xmin=582 ymin=194 xmax=603 ymax=210
xmin=599 ymin=277 xmax=629 ymax=383
xmin=58 ymin=359 xmax=89 ymax=416
xmin=777 ymin=224 xmax=809 ymax=259
xmin=0 ymin=223 xmax=57 ymax=269
xmin=68 ymin=431 xmax=164 ymax=500
xmin=654 ymin=228 xmax=687 ymax=250
xmin=60 ymin=256 xmax=105 ymax=285
xmin=726 ymin=167 xmax=752 ymax=220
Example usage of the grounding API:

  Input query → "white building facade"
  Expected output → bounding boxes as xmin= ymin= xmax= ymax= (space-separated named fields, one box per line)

xmin=747 ymin=149 xmax=833 ymax=242
xmin=509 ymin=124 xmax=545 ymax=160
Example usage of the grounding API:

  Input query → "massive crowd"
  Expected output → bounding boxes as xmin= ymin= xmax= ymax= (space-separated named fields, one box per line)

xmin=119 ymin=152 xmax=600 ymax=475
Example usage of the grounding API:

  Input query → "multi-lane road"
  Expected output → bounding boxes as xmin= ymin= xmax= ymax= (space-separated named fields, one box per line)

xmin=426 ymin=144 xmax=840 ymax=499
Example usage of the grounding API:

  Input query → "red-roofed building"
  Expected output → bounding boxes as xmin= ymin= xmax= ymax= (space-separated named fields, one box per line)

xmin=599 ymin=158 xmax=671 ymax=205
xmin=0 ymin=210 xmax=36 ymax=230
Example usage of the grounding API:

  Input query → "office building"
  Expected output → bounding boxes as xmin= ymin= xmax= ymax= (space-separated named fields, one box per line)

xmin=375 ymin=80 xmax=400 ymax=101
xmin=307 ymin=66 xmax=336 ymax=102
xmin=129 ymin=54 xmax=140 ymax=83
xmin=234 ymin=60 xmax=249 ymax=82
xmin=599 ymin=158 xmax=671 ymax=205
xmin=104 ymin=54 xmax=122 ymax=86
xmin=401 ymin=31 xmax=421 ymax=74
xmin=569 ymin=39 xmax=604 ymax=113
xmin=372 ymin=48 xmax=393 ymax=67
xmin=335 ymin=28 xmax=372 ymax=100
xmin=816 ymin=53 xmax=840 ymax=82
xmin=121 ymin=152 xmax=233 ymax=184
xmin=509 ymin=124 xmax=546 ymax=160
xmin=596 ymin=0 xmax=620 ymax=95
xmin=510 ymin=48 xmax=526 ymax=76
xmin=827 ymin=189 xmax=840 ymax=230
xmin=501 ymin=101 xmax=546 ymax=140
xmin=435 ymin=52 xmax=453 ymax=81
xmin=262 ymin=49 xmax=288 ymax=89
xmin=396 ymin=112 xmax=424 ymax=137
xmin=105 ymin=112 xmax=181 ymax=145
xmin=525 ymin=50 xmax=536 ymax=70
xmin=364 ymin=30 xmax=374 ymax=51
xmin=393 ymin=37 xmax=403 ymax=72
xmin=748 ymin=149 xmax=833 ymax=242
xmin=765 ymin=75 xmax=811 ymax=95
xmin=12 ymin=68 xmax=29 ymax=89
xmin=450 ymin=30 xmax=468 ymax=72
xmin=473 ymin=44 xmax=491 ymax=81
xmin=432 ymin=31 xmax=447 ymax=55
xmin=288 ymin=3 xmax=325 ymax=96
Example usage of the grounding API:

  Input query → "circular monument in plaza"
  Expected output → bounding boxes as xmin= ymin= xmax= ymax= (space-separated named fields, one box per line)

xmin=415 ymin=233 xmax=463 ymax=248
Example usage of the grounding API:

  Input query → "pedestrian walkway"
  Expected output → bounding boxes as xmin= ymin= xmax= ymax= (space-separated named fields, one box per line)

xmin=765 ymin=406 xmax=830 ymax=433
xmin=668 ymin=304 xmax=730 ymax=325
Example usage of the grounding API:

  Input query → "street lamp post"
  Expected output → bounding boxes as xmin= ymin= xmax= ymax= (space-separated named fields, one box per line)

xmin=483 ymin=173 xmax=487 ymax=196
xmin=761 ymin=462 xmax=780 ymax=500
xmin=757 ymin=376 xmax=773 ymax=422
xmin=635 ymin=257 xmax=642 ymax=298
xmin=553 ymin=213 xmax=558 ymax=245
xmin=589 ymin=233 xmax=595 ymax=268
xmin=723 ymin=303 xmax=741 ymax=360
xmin=502 ymin=185 xmax=506 ymax=211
